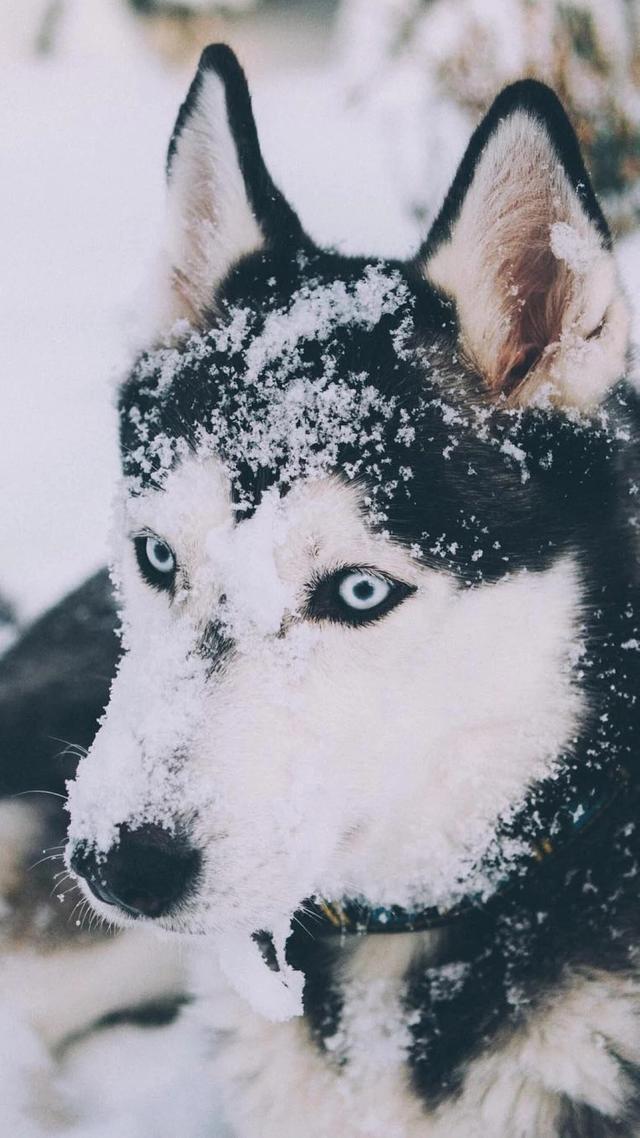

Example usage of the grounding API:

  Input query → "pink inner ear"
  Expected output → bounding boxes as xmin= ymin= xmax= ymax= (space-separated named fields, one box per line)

xmin=425 ymin=106 xmax=628 ymax=411
xmin=493 ymin=235 xmax=570 ymax=398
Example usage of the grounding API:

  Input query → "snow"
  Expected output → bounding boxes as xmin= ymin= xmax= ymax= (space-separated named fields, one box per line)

xmin=216 ymin=928 xmax=305 ymax=1022
xmin=0 ymin=4 xmax=175 ymax=621
xmin=123 ymin=264 xmax=411 ymax=520
xmin=205 ymin=489 xmax=294 ymax=641
xmin=242 ymin=266 xmax=409 ymax=380
xmin=0 ymin=1006 xmax=54 ymax=1138
xmin=550 ymin=220 xmax=603 ymax=275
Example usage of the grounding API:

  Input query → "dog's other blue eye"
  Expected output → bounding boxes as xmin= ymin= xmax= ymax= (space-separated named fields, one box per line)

xmin=134 ymin=535 xmax=176 ymax=591
xmin=339 ymin=572 xmax=390 ymax=611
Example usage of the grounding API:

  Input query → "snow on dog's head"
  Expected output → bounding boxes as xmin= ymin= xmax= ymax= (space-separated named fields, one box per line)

xmin=67 ymin=49 xmax=635 ymax=981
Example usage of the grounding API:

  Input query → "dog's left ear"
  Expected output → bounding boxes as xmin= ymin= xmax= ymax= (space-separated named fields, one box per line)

xmin=420 ymin=81 xmax=630 ymax=410
xmin=160 ymin=44 xmax=305 ymax=332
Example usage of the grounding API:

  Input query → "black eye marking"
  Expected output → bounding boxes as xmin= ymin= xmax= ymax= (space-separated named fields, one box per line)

xmin=305 ymin=567 xmax=416 ymax=627
xmin=585 ymin=315 xmax=606 ymax=341
xmin=134 ymin=534 xmax=177 ymax=592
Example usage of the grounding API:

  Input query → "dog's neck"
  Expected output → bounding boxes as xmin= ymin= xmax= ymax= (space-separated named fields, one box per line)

xmin=289 ymin=755 xmax=629 ymax=949
xmin=276 ymin=766 xmax=640 ymax=1105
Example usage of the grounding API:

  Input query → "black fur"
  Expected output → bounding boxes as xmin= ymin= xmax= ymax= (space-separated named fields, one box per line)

xmin=167 ymin=45 xmax=306 ymax=250
xmin=0 ymin=570 xmax=119 ymax=797
xmin=557 ymin=1095 xmax=640 ymax=1138
xmin=198 ymin=618 xmax=234 ymax=670
xmin=401 ymin=784 xmax=640 ymax=1105
xmin=55 ymin=995 xmax=189 ymax=1062
xmin=285 ymin=932 xmax=348 ymax=1053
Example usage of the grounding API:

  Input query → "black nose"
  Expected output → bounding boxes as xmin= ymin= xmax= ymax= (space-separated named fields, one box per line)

xmin=70 ymin=823 xmax=201 ymax=919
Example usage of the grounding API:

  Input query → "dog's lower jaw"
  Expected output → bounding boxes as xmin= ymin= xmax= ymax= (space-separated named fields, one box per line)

xmin=190 ymin=938 xmax=640 ymax=1138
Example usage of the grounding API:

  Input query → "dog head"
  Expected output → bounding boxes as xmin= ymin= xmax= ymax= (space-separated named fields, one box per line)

xmin=67 ymin=46 xmax=635 ymax=941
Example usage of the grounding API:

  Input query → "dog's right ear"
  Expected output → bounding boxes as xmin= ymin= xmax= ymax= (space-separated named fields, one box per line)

xmin=160 ymin=44 xmax=305 ymax=333
xmin=419 ymin=81 xmax=629 ymax=411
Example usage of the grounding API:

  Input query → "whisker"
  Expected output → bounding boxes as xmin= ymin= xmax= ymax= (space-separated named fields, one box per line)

xmin=68 ymin=896 xmax=87 ymax=924
xmin=12 ymin=789 xmax=67 ymax=802
xmin=47 ymin=736 xmax=88 ymax=758
xmin=291 ymin=912 xmax=316 ymax=940
xmin=27 ymin=851 xmax=64 ymax=872
xmin=51 ymin=872 xmax=75 ymax=897
xmin=89 ymin=908 xmax=102 ymax=935
xmin=74 ymin=899 xmax=89 ymax=931
xmin=297 ymin=903 xmax=324 ymax=926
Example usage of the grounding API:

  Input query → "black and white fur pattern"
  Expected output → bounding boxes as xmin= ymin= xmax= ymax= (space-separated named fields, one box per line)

xmin=65 ymin=45 xmax=640 ymax=1136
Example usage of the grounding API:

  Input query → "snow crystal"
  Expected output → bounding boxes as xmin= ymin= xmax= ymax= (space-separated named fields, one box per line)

xmin=243 ymin=265 xmax=409 ymax=384
xmin=121 ymin=263 xmax=418 ymax=526
xmin=499 ymin=438 xmax=530 ymax=482
xmin=550 ymin=220 xmax=602 ymax=275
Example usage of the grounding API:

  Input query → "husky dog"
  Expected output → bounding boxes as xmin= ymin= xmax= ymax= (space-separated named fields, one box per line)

xmin=66 ymin=45 xmax=640 ymax=1137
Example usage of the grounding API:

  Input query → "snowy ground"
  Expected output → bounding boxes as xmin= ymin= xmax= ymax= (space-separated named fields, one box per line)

xmin=2 ymin=1 xmax=640 ymax=1134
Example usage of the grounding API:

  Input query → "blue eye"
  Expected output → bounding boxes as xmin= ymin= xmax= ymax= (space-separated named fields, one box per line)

xmin=307 ymin=566 xmax=415 ymax=626
xmin=134 ymin=535 xmax=176 ymax=591
xmin=145 ymin=538 xmax=175 ymax=574
xmin=338 ymin=572 xmax=391 ymax=611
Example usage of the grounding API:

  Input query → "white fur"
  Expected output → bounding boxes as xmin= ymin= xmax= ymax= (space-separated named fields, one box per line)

xmin=189 ymin=943 xmax=640 ymax=1137
xmin=191 ymin=933 xmax=438 ymax=1138
xmin=64 ymin=455 xmax=595 ymax=1133
xmin=428 ymin=971 xmax=640 ymax=1136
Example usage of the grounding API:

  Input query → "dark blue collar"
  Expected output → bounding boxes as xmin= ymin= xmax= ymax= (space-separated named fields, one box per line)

xmin=309 ymin=768 xmax=627 ymax=938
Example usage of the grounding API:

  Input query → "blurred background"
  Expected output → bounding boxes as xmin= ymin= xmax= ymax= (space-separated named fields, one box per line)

xmin=2 ymin=3 xmax=640 ymax=1134
xmin=3 ymin=0 xmax=640 ymax=633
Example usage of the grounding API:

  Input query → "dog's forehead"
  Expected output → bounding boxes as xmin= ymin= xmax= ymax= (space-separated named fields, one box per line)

xmin=118 ymin=254 xmax=624 ymax=583
xmin=119 ymin=260 xmax=428 ymax=524
xmin=124 ymin=457 xmax=409 ymax=572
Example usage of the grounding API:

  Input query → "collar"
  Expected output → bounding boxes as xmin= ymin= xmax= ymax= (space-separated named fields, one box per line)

xmin=307 ymin=765 xmax=628 ymax=938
